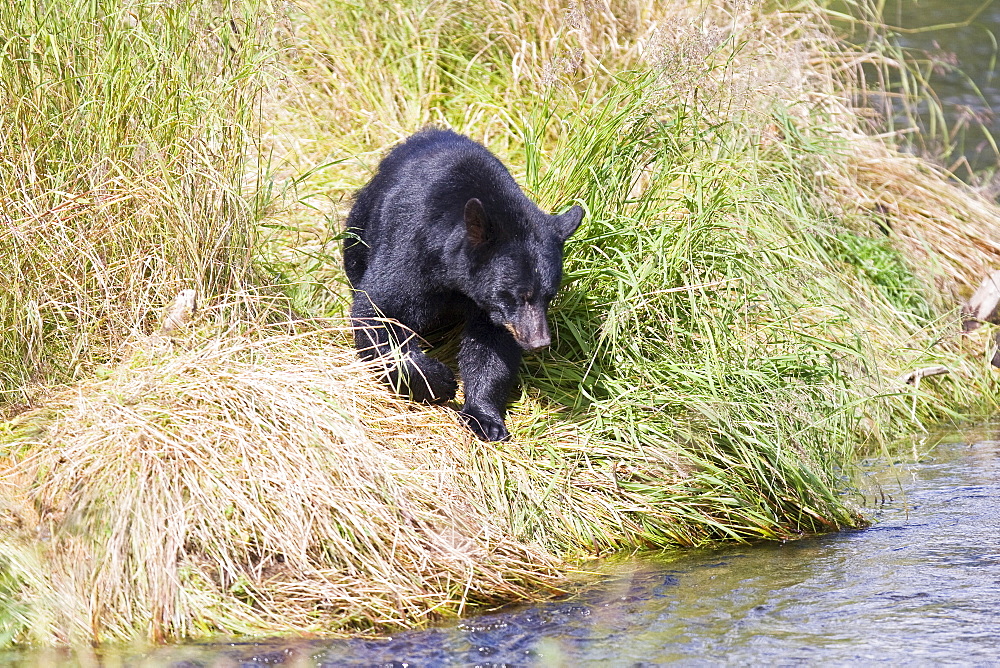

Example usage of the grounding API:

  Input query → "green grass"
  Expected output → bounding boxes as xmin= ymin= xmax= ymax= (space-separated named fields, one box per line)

xmin=1 ymin=0 xmax=1000 ymax=646
xmin=0 ymin=0 xmax=275 ymax=401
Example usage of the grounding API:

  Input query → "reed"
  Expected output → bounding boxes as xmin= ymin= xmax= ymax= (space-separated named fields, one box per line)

xmin=2 ymin=0 xmax=1000 ymax=646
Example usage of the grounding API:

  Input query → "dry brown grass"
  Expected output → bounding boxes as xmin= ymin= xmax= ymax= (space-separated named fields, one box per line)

xmin=3 ymin=310 xmax=791 ymax=644
xmin=1 ymin=324 xmax=567 ymax=644
xmin=822 ymin=137 xmax=1000 ymax=298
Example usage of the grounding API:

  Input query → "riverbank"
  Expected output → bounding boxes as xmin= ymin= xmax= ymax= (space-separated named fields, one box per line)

xmin=47 ymin=428 xmax=993 ymax=665
xmin=2 ymin=0 xmax=1000 ymax=646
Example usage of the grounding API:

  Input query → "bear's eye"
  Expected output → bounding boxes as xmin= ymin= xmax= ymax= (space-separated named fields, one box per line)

xmin=497 ymin=291 xmax=517 ymax=309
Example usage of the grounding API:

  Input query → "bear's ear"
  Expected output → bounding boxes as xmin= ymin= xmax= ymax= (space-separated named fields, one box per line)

xmin=464 ymin=198 xmax=492 ymax=248
xmin=553 ymin=205 xmax=584 ymax=241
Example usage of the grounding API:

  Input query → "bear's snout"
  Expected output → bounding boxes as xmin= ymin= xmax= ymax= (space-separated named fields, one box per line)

xmin=508 ymin=306 xmax=551 ymax=351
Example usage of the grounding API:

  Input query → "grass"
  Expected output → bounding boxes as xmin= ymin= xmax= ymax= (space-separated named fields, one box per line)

xmin=2 ymin=0 xmax=1000 ymax=647
xmin=0 ymin=0 xmax=275 ymax=402
xmin=0 ymin=327 xmax=566 ymax=643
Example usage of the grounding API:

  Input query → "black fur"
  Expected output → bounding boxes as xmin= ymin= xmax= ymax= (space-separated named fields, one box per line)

xmin=344 ymin=128 xmax=583 ymax=441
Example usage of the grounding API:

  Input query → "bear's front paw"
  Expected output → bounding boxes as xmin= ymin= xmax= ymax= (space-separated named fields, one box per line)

xmin=458 ymin=408 xmax=510 ymax=442
xmin=408 ymin=357 xmax=458 ymax=404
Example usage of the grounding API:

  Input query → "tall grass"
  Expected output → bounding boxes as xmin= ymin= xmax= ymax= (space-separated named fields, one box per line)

xmin=0 ymin=0 xmax=275 ymax=403
xmin=2 ymin=0 xmax=1000 ymax=647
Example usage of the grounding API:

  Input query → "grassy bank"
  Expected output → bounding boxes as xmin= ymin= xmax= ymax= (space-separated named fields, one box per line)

xmin=2 ymin=0 xmax=1000 ymax=646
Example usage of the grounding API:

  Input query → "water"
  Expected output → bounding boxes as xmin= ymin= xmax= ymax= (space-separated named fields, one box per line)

xmin=878 ymin=0 xmax=1000 ymax=175
xmin=17 ymin=431 xmax=998 ymax=666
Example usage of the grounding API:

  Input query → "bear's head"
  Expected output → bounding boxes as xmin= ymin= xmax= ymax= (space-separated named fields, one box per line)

xmin=463 ymin=197 xmax=584 ymax=351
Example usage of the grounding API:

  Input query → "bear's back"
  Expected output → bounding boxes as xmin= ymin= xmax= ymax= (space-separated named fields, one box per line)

xmin=376 ymin=129 xmax=514 ymax=202
xmin=344 ymin=128 xmax=543 ymax=290
xmin=357 ymin=128 xmax=530 ymax=238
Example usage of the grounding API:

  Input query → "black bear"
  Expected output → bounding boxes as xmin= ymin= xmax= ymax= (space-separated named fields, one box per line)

xmin=343 ymin=128 xmax=583 ymax=441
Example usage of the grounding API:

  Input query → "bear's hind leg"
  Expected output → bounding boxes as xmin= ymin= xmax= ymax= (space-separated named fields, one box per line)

xmin=351 ymin=292 xmax=458 ymax=404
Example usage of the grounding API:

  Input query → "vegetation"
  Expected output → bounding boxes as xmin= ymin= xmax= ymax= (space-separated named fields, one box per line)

xmin=1 ymin=0 xmax=1000 ymax=646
